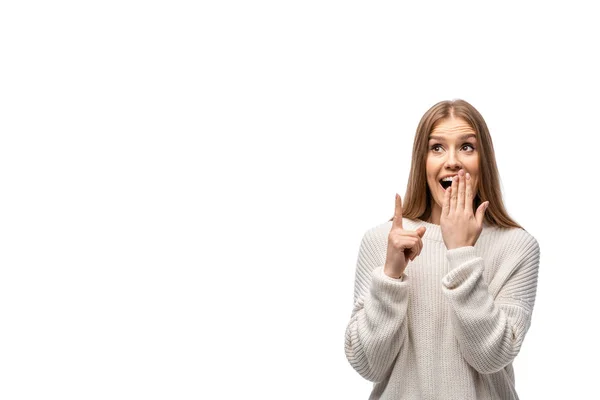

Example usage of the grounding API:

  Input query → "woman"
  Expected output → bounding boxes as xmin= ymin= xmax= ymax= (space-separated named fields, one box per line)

xmin=344 ymin=99 xmax=540 ymax=400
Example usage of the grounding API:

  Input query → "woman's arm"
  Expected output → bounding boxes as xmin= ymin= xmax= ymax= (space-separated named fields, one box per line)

xmin=441 ymin=233 xmax=540 ymax=374
xmin=344 ymin=229 xmax=411 ymax=383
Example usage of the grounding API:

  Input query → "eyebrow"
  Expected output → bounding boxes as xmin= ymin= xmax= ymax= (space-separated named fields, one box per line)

xmin=428 ymin=134 xmax=477 ymax=141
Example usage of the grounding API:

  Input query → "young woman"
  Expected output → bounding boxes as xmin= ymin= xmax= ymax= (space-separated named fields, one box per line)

xmin=344 ymin=99 xmax=540 ymax=400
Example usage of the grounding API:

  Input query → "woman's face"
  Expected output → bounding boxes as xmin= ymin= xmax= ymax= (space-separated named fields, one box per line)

xmin=426 ymin=117 xmax=480 ymax=220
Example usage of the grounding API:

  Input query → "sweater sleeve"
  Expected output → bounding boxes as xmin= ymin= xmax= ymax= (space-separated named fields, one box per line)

xmin=441 ymin=235 xmax=540 ymax=374
xmin=344 ymin=229 xmax=410 ymax=383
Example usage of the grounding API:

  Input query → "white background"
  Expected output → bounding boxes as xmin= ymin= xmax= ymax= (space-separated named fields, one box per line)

xmin=1 ymin=1 xmax=597 ymax=399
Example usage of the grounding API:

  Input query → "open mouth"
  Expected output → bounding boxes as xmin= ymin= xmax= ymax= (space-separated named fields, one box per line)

xmin=439 ymin=178 xmax=453 ymax=191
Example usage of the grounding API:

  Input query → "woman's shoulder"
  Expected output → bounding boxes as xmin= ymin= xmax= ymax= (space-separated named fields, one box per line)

xmin=484 ymin=225 xmax=540 ymax=256
xmin=361 ymin=218 xmax=422 ymax=242
xmin=361 ymin=220 xmax=393 ymax=243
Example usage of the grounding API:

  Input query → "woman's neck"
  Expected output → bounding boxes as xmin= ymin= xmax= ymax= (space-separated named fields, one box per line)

xmin=428 ymin=206 xmax=442 ymax=225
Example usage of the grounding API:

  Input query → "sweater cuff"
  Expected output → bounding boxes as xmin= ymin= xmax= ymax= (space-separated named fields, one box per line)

xmin=442 ymin=246 xmax=484 ymax=289
xmin=371 ymin=266 xmax=409 ymax=303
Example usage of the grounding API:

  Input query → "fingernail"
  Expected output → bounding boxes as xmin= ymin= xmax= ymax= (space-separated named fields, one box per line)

xmin=466 ymin=172 xmax=470 ymax=180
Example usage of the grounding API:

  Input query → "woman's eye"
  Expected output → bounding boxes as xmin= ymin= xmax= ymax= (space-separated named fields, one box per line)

xmin=430 ymin=143 xmax=475 ymax=152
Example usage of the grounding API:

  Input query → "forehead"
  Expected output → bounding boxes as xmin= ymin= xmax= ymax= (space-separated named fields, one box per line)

xmin=429 ymin=118 xmax=477 ymax=140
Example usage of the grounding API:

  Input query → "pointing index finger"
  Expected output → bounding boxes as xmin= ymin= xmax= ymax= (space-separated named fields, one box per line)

xmin=393 ymin=193 xmax=404 ymax=229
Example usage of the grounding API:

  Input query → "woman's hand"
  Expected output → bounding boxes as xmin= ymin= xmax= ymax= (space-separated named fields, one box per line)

xmin=441 ymin=169 xmax=489 ymax=250
xmin=384 ymin=193 xmax=427 ymax=279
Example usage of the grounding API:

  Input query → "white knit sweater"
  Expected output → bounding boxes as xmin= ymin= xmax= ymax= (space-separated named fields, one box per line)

xmin=345 ymin=218 xmax=540 ymax=400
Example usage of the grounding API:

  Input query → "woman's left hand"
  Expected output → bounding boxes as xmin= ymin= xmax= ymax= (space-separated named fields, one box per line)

xmin=441 ymin=169 xmax=490 ymax=250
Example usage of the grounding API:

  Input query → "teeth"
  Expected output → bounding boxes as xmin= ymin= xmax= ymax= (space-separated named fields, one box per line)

xmin=441 ymin=176 xmax=457 ymax=182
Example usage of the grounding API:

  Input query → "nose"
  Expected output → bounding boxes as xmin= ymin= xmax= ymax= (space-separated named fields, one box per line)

xmin=444 ymin=151 xmax=462 ymax=170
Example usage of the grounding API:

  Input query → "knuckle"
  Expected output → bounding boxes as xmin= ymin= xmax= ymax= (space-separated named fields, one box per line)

xmin=389 ymin=237 xmax=403 ymax=249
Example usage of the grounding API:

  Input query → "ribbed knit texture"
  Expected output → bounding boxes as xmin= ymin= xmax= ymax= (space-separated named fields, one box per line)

xmin=344 ymin=218 xmax=540 ymax=400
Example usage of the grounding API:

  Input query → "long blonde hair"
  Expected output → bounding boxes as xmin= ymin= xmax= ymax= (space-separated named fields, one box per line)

xmin=390 ymin=99 xmax=523 ymax=230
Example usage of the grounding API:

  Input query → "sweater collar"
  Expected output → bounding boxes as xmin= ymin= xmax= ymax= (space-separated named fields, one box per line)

xmin=409 ymin=218 xmax=492 ymax=243
xmin=412 ymin=219 xmax=444 ymax=242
